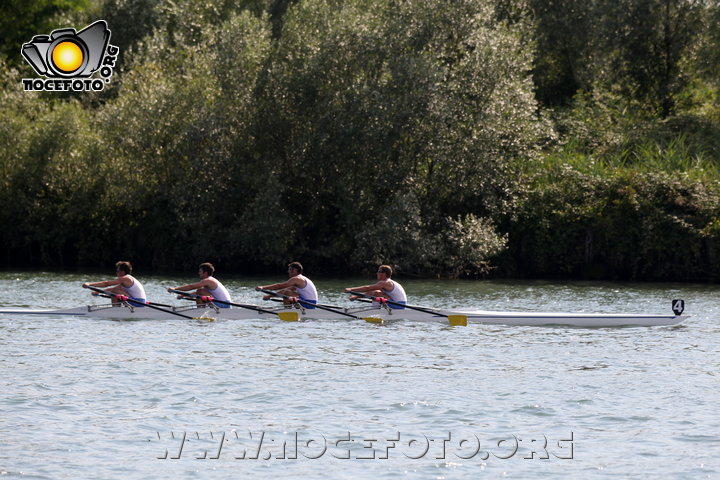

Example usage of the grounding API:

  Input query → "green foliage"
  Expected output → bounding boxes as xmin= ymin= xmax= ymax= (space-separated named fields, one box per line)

xmin=0 ymin=71 xmax=101 ymax=265
xmin=510 ymin=149 xmax=720 ymax=280
xmin=693 ymin=1 xmax=720 ymax=84
xmin=253 ymin=0 xmax=543 ymax=275
xmin=0 ymin=0 xmax=90 ymax=66
xmin=516 ymin=170 xmax=720 ymax=280
xmin=597 ymin=0 xmax=703 ymax=117
xmin=529 ymin=0 xmax=593 ymax=105
xmin=99 ymin=0 xmax=162 ymax=69
xmin=90 ymin=11 xmax=274 ymax=270
xmin=531 ymin=0 xmax=706 ymax=117
xmin=1 ymin=0 xmax=719 ymax=281
xmin=510 ymin=65 xmax=720 ymax=281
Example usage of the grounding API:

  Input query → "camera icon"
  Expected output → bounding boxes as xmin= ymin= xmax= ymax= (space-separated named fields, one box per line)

xmin=21 ymin=20 xmax=111 ymax=78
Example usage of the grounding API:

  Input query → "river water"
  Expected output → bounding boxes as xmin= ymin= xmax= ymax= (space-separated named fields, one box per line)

xmin=1 ymin=272 xmax=718 ymax=479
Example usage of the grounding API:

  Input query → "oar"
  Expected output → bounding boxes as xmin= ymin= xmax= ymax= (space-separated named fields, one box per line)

xmin=348 ymin=290 xmax=468 ymax=326
xmin=169 ymin=289 xmax=299 ymax=322
xmin=83 ymin=285 xmax=196 ymax=320
xmin=263 ymin=296 xmax=354 ymax=309
xmin=85 ymin=285 xmax=176 ymax=309
xmin=264 ymin=292 xmax=359 ymax=310
xmin=92 ymin=292 xmax=176 ymax=309
xmin=259 ymin=288 xmax=383 ymax=324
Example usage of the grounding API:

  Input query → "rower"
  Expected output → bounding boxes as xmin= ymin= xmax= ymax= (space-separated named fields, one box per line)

xmin=82 ymin=261 xmax=147 ymax=307
xmin=168 ymin=262 xmax=232 ymax=308
xmin=255 ymin=261 xmax=318 ymax=309
xmin=344 ymin=264 xmax=407 ymax=309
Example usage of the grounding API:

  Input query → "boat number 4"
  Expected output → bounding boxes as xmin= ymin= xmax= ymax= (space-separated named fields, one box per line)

xmin=672 ymin=299 xmax=685 ymax=316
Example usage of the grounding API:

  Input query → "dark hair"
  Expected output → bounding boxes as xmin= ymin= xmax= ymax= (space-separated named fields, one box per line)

xmin=199 ymin=262 xmax=215 ymax=276
xmin=288 ymin=261 xmax=303 ymax=274
xmin=378 ymin=265 xmax=393 ymax=277
xmin=115 ymin=261 xmax=132 ymax=275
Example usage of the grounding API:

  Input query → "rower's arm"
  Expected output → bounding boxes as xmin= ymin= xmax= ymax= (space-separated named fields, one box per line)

xmin=256 ymin=280 xmax=292 ymax=291
xmin=170 ymin=281 xmax=204 ymax=292
xmin=345 ymin=281 xmax=385 ymax=293
xmin=84 ymin=278 xmax=122 ymax=288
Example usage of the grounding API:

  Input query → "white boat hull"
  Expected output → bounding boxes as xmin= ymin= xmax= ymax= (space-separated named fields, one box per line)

xmin=0 ymin=303 xmax=687 ymax=327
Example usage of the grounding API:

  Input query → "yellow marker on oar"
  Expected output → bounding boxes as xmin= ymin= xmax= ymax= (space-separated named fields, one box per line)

xmin=363 ymin=316 xmax=383 ymax=324
xmin=195 ymin=311 xmax=297 ymax=321
xmin=259 ymin=288 xmax=372 ymax=324
xmin=170 ymin=289 xmax=300 ymax=322
xmin=277 ymin=311 xmax=299 ymax=322
xmin=447 ymin=315 xmax=468 ymax=327
xmin=348 ymin=291 xmax=469 ymax=327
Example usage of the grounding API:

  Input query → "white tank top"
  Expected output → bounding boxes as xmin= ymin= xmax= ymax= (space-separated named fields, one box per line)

xmin=207 ymin=277 xmax=232 ymax=302
xmin=383 ymin=280 xmax=407 ymax=303
xmin=295 ymin=275 xmax=318 ymax=301
xmin=121 ymin=276 xmax=146 ymax=300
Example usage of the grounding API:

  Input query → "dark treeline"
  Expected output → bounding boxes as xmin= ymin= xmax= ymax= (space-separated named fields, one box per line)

xmin=1 ymin=0 xmax=719 ymax=280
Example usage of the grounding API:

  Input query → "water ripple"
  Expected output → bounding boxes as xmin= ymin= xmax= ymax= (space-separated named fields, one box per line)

xmin=1 ymin=274 xmax=718 ymax=478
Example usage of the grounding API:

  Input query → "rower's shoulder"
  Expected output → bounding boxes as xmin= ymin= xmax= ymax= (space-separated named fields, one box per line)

xmin=293 ymin=275 xmax=309 ymax=286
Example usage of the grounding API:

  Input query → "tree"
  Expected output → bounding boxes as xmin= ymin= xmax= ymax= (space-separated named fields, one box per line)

xmin=529 ymin=0 xmax=594 ymax=106
xmin=530 ymin=0 xmax=704 ymax=116
xmin=597 ymin=0 xmax=703 ymax=117
xmin=0 ymin=0 xmax=89 ymax=67
xmin=258 ymin=0 xmax=546 ymax=274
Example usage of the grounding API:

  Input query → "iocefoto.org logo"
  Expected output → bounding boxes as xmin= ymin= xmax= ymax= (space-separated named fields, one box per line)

xmin=21 ymin=20 xmax=119 ymax=92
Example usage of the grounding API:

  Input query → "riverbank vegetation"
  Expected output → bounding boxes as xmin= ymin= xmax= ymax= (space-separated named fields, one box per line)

xmin=1 ymin=0 xmax=718 ymax=280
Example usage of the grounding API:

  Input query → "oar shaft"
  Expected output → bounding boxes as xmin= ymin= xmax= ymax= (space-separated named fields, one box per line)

xmin=267 ymin=296 xmax=349 ymax=310
xmin=97 ymin=291 xmax=175 ymax=307
xmin=135 ymin=300 xmax=194 ymax=319
xmin=84 ymin=285 xmax=193 ymax=319
xmin=170 ymin=289 xmax=280 ymax=316
xmin=348 ymin=290 xmax=445 ymax=317
xmin=259 ymin=288 xmax=360 ymax=319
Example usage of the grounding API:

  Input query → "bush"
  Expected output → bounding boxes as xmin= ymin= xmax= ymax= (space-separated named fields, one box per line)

xmin=508 ymin=166 xmax=720 ymax=280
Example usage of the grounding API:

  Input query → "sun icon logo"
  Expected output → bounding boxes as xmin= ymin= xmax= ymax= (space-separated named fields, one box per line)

xmin=21 ymin=20 xmax=120 ymax=92
xmin=22 ymin=20 xmax=111 ymax=78
xmin=51 ymin=41 xmax=85 ymax=74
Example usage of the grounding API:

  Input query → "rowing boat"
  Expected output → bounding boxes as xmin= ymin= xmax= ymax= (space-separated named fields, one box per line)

xmin=0 ymin=301 xmax=687 ymax=327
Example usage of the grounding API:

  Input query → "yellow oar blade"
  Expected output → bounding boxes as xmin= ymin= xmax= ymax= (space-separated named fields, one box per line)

xmin=447 ymin=315 xmax=468 ymax=326
xmin=278 ymin=311 xmax=299 ymax=322
xmin=363 ymin=316 xmax=383 ymax=324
